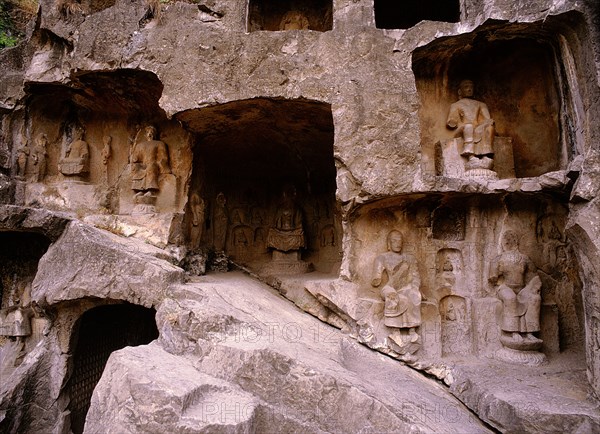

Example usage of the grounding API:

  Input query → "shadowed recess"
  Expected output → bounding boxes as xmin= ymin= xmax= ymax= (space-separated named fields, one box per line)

xmin=375 ymin=0 xmax=460 ymax=29
xmin=24 ymin=69 xmax=164 ymax=119
xmin=67 ymin=304 xmax=158 ymax=434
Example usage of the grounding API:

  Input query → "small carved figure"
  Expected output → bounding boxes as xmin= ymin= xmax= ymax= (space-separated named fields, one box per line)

xmin=320 ymin=224 xmax=335 ymax=247
xmin=101 ymin=135 xmax=112 ymax=184
xmin=232 ymin=224 xmax=253 ymax=262
xmin=279 ymin=10 xmax=309 ymax=30
xmin=16 ymin=144 xmax=29 ymax=178
xmin=32 ymin=133 xmax=48 ymax=182
xmin=102 ymin=135 xmax=112 ymax=165
xmin=267 ymin=184 xmax=305 ymax=252
xmin=213 ymin=192 xmax=229 ymax=252
xmin=447 ymin=80 xmax=495 ymax=159
xmin=489 ymin=230 xmax=542 ymax=345
xmin=371 ymin=230 xmax=422 ymax=344
xmin=445 ymin=301 xmax=457 ymax=321
xmin=189 ymin=192 xmax=205 ymax=250
xmin=251 ymin=207 xmax=265 ymax=226
xmin=130 ymin=125 xmax=171 ymax=198
xmin=59 ymin=126 xmax=90 ymax=177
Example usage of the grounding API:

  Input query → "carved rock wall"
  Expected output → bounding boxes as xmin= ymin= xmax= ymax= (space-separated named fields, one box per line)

xmin=0 ymin=0 xmax=599 ymax=431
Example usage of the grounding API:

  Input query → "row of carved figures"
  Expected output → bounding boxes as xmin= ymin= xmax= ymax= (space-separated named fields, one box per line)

xmin=15 ymin=125 xmax=172 ymax=204
xmin=189 ymin=187 xmax=337 ymax=254
xmin=373 ymin=229 xmax=543 ymax=361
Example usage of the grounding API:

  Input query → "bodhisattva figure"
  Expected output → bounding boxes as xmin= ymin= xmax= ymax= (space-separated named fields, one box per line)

xmin=59 ymin=126 xmax=90 ymax=179
xmin=489 ymin=230 xmax=543 ymax=351
xmin=130 ymin=126 xmax=171 ymax=209
xmin=213 ymin=192 xmax=228 ymax=252
xmin=101 ymin=135 xmax=112 ymax=183
xmin=447 ymin=80 xmax=495 ymax=172
xmin=189 ymin=192 xmax=205 ymax=250
xmin=32 ymin=133 xmax=48 ymax=182
xmin=267 ymin=184 xmax=305 ymax=253
xmin=371 ymin=230 xmax=422 ymax=348
xmin=16 ymin=143 xmax=29 ymax=179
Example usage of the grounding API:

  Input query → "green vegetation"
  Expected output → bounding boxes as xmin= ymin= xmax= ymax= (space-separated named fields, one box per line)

xmin=0 ymin=3 xmax=19 ymax=48
xmin=0 ymin=0 xmax=38 ymax=49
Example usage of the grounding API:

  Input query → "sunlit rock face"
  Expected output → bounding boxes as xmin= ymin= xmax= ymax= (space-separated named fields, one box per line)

xmin=0 ymin=0 xmax=599 ymax=432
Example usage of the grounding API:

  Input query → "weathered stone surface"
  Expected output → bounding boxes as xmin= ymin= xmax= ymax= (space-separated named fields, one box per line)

xmin=566 ymin=198 xmax=600 ymax=398
xmin=0 ymin=0 xmax=599 ymax=431
xmin=88 ymin=272 xmax=491 ymax=433
xmin=85 ymin=342 xmax=261 ymax=433
xmin=448 ymin=354 xmax=600 ymax=432
xmin=32 ymin=221 xmax=184 ymax=307
xmin=0 ymin=204 xmax=70 ymax=239
xmin=0 ymin=336 xmax=70 ymax=433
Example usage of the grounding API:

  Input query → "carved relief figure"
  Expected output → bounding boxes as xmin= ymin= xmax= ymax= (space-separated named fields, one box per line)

xmin=447 ymin=80 xmax=495 ymax=159
xmin=189 ymin=192 xmax=205 ymax=250
xmin=59 ymin=126 xmax=90 ymax=178
xmin=102 ymin=135 xmax=112 ymax=166
xmin=489 ymin=230 xmax=542 ymax=346
xmin=371 ymin=230 xmax=422 ymax=345
xmin=32 ymin=133 xmax=48 ymax=182
xmin=16 ymin=144 xmax=29 ymax=179
xmin=99 ymin=134 xmax=111 ymax=182
xmin=279 ymin=10 xmax=309 ymax=30
xmin=267 ymin=184 xmax=305 ymax=252
xmin=213 ymin=192 xmax=228 ymax=252
xmin=130 ymin=125 xmax=171 ymax=199
xmin=439 ymin=295 xmax=472 ymax=356
xmin=320 ymin=224 xmax=335 ymax=247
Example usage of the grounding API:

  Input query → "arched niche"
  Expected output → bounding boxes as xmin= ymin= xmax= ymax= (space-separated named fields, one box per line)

xmin=20 ymin=70 xmax=191 ymax=216
xmin=375 ymin=0 xmax=460 ymax=29
xmin=67 ymin=303 xmax=158 ymax=434
xmin=439 ymin=295 xmax=472 ymax=357
xmin=247 ymin=0 xmax=332 ymax=31
xmin=412 ymin=20 xmax=570 ymax=179
xmin=177 ymin=98 xmax=340 ymax=274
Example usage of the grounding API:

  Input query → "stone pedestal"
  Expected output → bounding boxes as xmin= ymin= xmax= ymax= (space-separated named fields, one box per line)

xmin=439 ymin=137 xmax=515 ymax=180
xmin=495 ymin=347 xmax=547 ymax=366
xmin=261 ymin=250 xmax=312 ymax=275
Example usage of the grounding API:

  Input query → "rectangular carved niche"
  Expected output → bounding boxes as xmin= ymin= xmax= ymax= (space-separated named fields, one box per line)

xmin=247 ymin=0 xmax=332 ymax=31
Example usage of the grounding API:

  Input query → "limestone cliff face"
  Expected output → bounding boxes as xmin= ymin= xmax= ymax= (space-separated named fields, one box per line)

xmin=0 ymin=0 xmax=599 ymax=432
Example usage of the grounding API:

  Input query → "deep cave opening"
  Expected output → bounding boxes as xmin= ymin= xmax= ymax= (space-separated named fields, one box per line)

xmin=374 ymin=0 xmax=460 ymax=29
xmin=0 ymin=231 xmax=51 ymax=310
xmin=67 ymin=303 xmax=158 ymax=434
xmin=247 ymin=0 xmax=332 ymax=31
xmin=178 ymin=98 xmax=341 ymax=273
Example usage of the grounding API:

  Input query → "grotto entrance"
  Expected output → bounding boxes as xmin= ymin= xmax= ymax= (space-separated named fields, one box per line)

xmin=0 ymin=231 xmax=51 ymax=354
xmin=0 ymin=231 xmax=51 ymax=311
xmin=67 ymin=303 xmax=158 ymax=433
xmin=177 ymin=98 xmax=340 ymax=276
